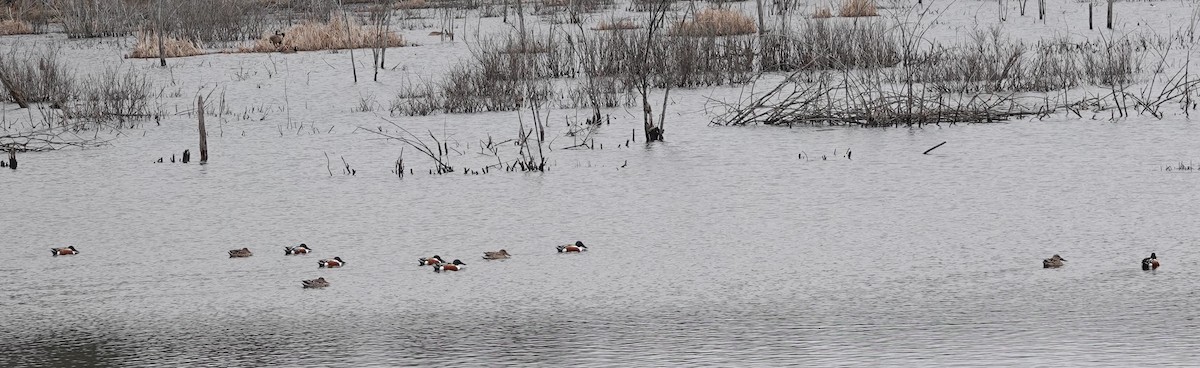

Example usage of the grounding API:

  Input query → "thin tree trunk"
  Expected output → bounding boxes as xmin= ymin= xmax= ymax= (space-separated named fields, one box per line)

xmin=198 ymin=96 xmax=208 ymax=163
xmin=340 ymin=0 xmax=358 ymax=83
xmin=157 ymin=0 xmax=166 ymax=66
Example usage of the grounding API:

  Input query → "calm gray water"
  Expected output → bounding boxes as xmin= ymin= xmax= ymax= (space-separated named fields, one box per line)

xmin=2 ymin=23 xmax=1200 ymax=365
xmin=3 ymin=113 xmax=1199 ymax=366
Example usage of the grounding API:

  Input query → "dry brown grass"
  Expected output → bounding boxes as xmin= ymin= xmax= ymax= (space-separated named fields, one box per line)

xmin=238 ymin=15 xmax=406 ymax=53
xmin=595 ymin=18 xmax=639 ymax=30
xmin=0 ymin=19 xmax=33 ymax=35
xmin=128 ymin=31 xmax=205 ymax=58
xmin=839 ymin=0 xmax=877 ymax=17
xmin=812 ymin=6 xmax=832 ymax=18
xmin=670 ymin=8 xmax=756 ymax=37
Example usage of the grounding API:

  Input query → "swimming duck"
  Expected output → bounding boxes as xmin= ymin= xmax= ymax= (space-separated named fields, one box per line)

xmin=557 ymin=241 xmax=587 ymax=253
xmin=301 ymin=277 xmax=329 ymax=288
xmin=483 ymin=249 xmax=510 ymax=260
xmin=228 ymin=248 xmax=253 ymax=258
xmin=1141 ymin=253 xmax=1160 ymax=270
xmin=285 ymin=244 xmax=312 ymax=255
xmin=418 ymin=255 xmax=445 ymax=266
xmin=1043 ymin=254 xmax=1066 ymax=268
xmin=433 ymin=259 xmax=466 ymax=272
xmin=51 ymin=246 xmax=79 ymax=256
xmin=318 ymin=256 xmax=346 ymax=268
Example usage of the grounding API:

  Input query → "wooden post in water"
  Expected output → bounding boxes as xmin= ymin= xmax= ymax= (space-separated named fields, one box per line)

xmin=197 ymin=96 xmax=208 ymax=163
xmin=1089 ymin=3 xmax=1093 ymax=30
xmin=6 ymin=148 xmax=15 ymax=170
xmin=1107 ymin=0 xmax=1113 ymax=29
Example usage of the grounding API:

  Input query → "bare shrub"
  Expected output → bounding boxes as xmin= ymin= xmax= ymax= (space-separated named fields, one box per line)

xmin=238 ymin=14 xmax=406 ymax=53
xmin=838 ymin=0 xmax=877 ymax=17
xmin=128 ymin=31 xmax=204 ymax=59
xmin=670 ymin=8 xmax=756 ymax=36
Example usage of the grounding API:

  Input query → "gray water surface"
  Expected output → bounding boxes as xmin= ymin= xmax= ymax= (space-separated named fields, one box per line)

xmin=4 ymin=115 xmax=1199 ymax=366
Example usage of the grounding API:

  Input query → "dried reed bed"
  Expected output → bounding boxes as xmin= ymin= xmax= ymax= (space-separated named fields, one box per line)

xmin=238 ymin=15 xmax=405 ymax=53
xmin=128 ymin=31 xmax=205 ymax=59
xmin=0 ymin=19 xmax=33 ymax=35
xmin=838 ymin=0 xmax=877 ymax=17
xmin=670 ymin=8 xmax=756 ymax=36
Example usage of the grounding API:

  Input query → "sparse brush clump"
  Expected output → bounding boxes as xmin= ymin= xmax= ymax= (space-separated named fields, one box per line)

xmin=595 ymin=18 xmax=638 ymax=30
xmin=838 ymin=0 xmax=877 ymax=17
xmin=812 ymin=6 xmax=832 ymax=18
xmin=238 ymin=14 xmax=405 ymax=53
xmin=70 ymin=66 xmax=156 ymax=123
xmin=395 ymin=0 xmax=428 ymax=9
xmin=670 ymin=8 xmax=756 ymax=36
xmin=0 ymin=19 xmax=33 ymax=35
xmin=58 ymin=0 xmax=142 ymax=38
xmin=0 ymin=46 xmax=74 ymax=107
xmin=128 ymin=31 xmax=205 ymax=59
xmin=907 ymin=30 xmax=1139 ymax=93
xmin=760 ymin=19 xmax=898 ymax=71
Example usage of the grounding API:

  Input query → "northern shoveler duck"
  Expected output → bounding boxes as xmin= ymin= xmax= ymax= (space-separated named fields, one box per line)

xmin=483 ymin=249 xmax=510 ymax=260
xmin=51 ymin=246 xmax=79 ymax=256
xmin=1141 ymin=253 xmax=1160 ymax=270
xmin=285 ymin=244 xmax=312 ymax=255
xmin=557 ymin=241 xmax=587 ymax=253
xmin=318 ymin=256 xmax=346 ymax=268
xmin=433 ymin=259 xmax=466 ymax=272
xmin=1043 ymin=254 xmax=1066 ymax=268
xmin=229 ymin=248 xmax=253 ymax=258
xmin=302 ymin=277 xmax=329 ymax=288
xmin=418 ymin=255 xmax=445 ymax=266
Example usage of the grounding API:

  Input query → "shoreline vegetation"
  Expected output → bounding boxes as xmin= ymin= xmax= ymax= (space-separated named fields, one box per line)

xmin=1 ymin=0 xmax=1199 ymax=170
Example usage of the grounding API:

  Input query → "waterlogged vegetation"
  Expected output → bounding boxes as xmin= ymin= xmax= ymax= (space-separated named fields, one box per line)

xmin=1 ymin=0 xmax=1200 ymax=171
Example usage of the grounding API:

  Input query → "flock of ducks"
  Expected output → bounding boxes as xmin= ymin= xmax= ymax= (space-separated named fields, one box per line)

xmin=46 ymin=246 xmax=1162 ymax=286
xmin=49 ymin=241 xmax=591 ymax=289
xmin=1041 ymin=252 xmax=1161 ymax=270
